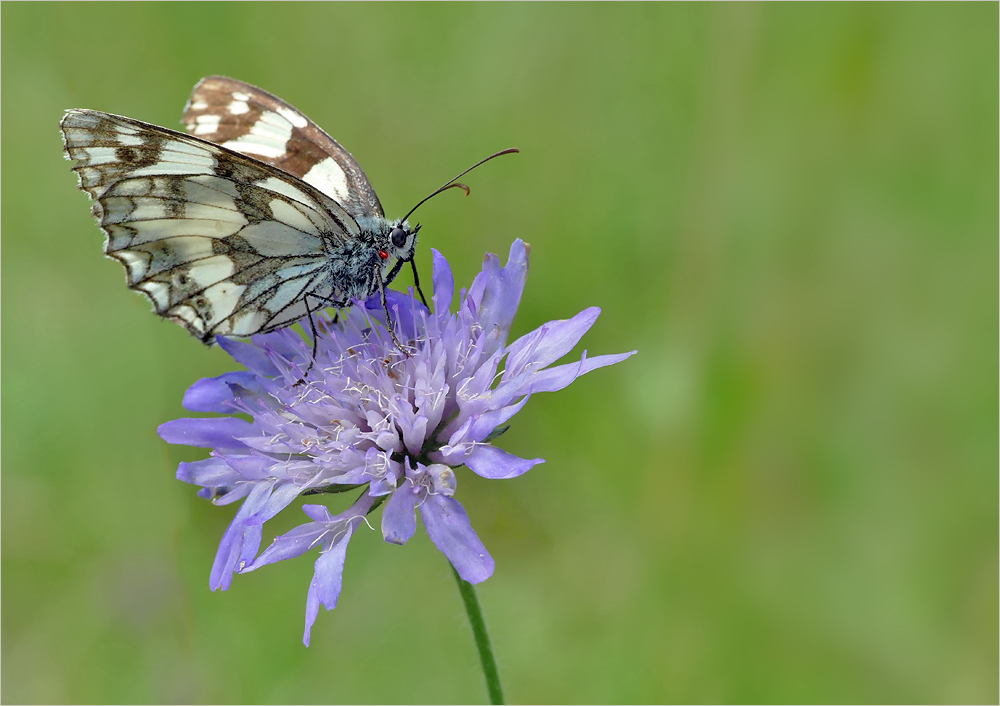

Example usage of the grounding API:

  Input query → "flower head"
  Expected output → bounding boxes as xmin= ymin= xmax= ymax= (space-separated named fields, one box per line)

xmin=160 ymin=239 xmax=635 ymax=644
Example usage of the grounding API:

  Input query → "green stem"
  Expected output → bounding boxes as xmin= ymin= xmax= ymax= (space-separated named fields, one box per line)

xmin=451 ymin=563 xmax=504 ymax=704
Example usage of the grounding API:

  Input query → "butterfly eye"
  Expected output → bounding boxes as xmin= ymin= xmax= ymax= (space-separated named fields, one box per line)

xmin=391 ymin=227 xmax=407 ymax=249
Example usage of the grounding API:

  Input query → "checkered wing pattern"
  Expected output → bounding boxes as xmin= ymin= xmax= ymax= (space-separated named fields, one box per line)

xmin=182 ymin=75 xmax=383 ymax=220
xmin=61 ymin=108 xmax=362 ymax=342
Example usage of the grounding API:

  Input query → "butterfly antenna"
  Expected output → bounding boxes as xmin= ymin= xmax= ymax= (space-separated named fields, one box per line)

xmin=401 ymin=148 xmax=519 ymax=223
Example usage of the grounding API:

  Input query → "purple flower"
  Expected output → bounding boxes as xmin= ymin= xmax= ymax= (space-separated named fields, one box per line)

xmin=159 ymin=239 xmax=635 ymax=645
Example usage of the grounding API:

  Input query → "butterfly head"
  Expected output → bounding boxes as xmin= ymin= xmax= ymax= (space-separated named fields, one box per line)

xmin=388 ymin=220 xmax=419 ymax=263
xmin=371 ymin=218 xmax=420 ymax=286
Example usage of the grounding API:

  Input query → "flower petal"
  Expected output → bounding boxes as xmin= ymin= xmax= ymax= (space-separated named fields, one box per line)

xmin=431 ymin=248 xmax=454 ymax=314
xmin=246 ymin=520 xmax=329 ymax=570
xmin=363 ymin=290 xmax=424 ymax=342
xmin=504 ymin=307 xmax=601 ymax=380
xmin=158 ymin=418 xmax=255 ymax=450
xmin=419 ymin=494 xmax=494 ymax=584
xmin=258 ymin=329 xmax=309 ymax=370
xmin=466 ymin=253 xmax=494 ymax=314
xmin=245 ymin=481 xmax=302 ymax=528
xmin=523 ymin=350 xmax=638 ymax=394
xmin=302 ymin=504 xmax=335 ymax=523
xmin=382 ymin=479 xmax=418 ymax=545
xmin=182 ymin=371 xmax=261 ymax=412
xmin=177 ymin=457 xmax=242 ymax=488
xmin=464 ymin=393 xmax=532 ymax=444
xmin=463 ymin=444 xmax=544 ymax=480
xmin=477 ymin=240 xmax=529 ymax=356
xmin=216 ymin=336 xmax=281 ymax=377
xmin=218 ymin=452 xmax=273 ymax=480
xmin=303 ymin=531 xmax=352 ymax=647
xmin=209 ymin=481 xmax=274 ymax=591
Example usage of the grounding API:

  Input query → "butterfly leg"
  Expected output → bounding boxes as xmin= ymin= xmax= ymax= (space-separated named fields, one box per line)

xmin=409 ymin=259 xmax=429 ymax=309
xmin=293 ymin=296 xmax=321 ymax=386
xmin=376 ymin=271 xmax=410 ymax=357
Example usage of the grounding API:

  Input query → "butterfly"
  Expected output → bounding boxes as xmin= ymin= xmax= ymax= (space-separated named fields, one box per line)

xmin=61 ymin=75 xmax=516 ymax=352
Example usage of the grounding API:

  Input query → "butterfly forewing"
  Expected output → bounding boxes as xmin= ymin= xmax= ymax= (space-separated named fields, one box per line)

xmin=61 ymin=108 xmax=358 ymax=342
xmin=182 ymin=75 xmax=383 ymax=220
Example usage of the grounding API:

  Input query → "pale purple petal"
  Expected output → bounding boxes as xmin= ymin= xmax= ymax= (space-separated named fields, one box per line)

xmin=522 ymin=350 xmax=638 ymax=394
xmin=431 ymin=248 xmax=454 ymax=313
xmin=398 ymin=413 xmax=428 ymax=458
xmin=244 ymin=481 xmax=302 ymax=533
xmin=430 ymin=443 xmax=469 ymax=468
xmin=182 ymin=371 xmax=261 ymax=412
xmin=302 ymin=504 xmax=335 ymax=523
xmin=303 ymin=535 xmax=351 ymax=647
xmin=477 ymin=240 xmax=529 ymax=354
xmin=382 ymin=479 xmax=418 ymax=545
xmin=209 ymin=481 xmax=274 ymax=591
xmin=257 ymin=330 xmax=309 ymax=368
xmin=176 ymin=457 xmax=242 ymax=488
xmin=198 ymin=484 xmax=249 ymax=504
xmin=466 ymin=253 xmax=495 ymax=313
xmin=240 ymin=523 xmax=265 ymax=571
xmin=218 ymin=453 xmax=273 ymax=480
xmin=216 ymin=336 xmax=281 ymax=377
xmin=363 ymin=290 xmax=423 ymax=341
xmin=504 ymin=307 xmax=601 ymax=378
xmin=387 ymin=295 xmax=423 ymax=342
xmin=158 ymin=418 xmax=255 ymax=449
xmin=463 ymin=444 xmax=545 ymax=480
xmin=461 ymin=351 xmax=502 ymax=400
xmin=246 ymin=521 xmax=329 ymax=570
xmin=419 ymin=494 xmax=494 ymax=584
xmin=464 ymin=394 xmax=533 ymax=444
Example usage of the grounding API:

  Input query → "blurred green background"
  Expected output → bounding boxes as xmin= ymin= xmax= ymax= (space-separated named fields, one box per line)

xmin=2 ymin=3 xmax=996 ymax=703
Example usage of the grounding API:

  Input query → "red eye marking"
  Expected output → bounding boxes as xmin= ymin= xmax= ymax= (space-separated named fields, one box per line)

xmin=378 ymin=250 xmax=389 ymax=260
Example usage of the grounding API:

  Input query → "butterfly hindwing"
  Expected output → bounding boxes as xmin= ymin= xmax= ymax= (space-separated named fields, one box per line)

xmin=182 ymin=75 xmax=384 ymax=220
xmin=61 ymin=108 xmax=361 ymax=342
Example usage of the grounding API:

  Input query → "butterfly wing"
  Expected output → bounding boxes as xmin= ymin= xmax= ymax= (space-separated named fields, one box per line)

xmin=61 ymin=108 xmax=362 ymax=342
xmin=181 ymin=75 xmax=384 ymax=220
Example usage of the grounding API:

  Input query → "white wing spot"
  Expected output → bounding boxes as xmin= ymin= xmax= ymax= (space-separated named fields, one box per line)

xmin=138 ymin=280 xmax=170 ymax=310
xmin=239 ymin=221 xmax=323 ymax=257
xmin=221 ymin=111 xmax=291 ymax=159
xmin=232 ymin=91 xmax=251 ymax=101
xmin=118 ymin=133 xmax=143 ymax=146
xmin=193 ymin=115 xmax=222 ymax=135
xmin=131 ymin=159 xmax=214 ymax=178
xmin=276 ymin=106 xmax=307 ymax=129
xmin=270 ymin=198 xmax=320 ymax=235
xmin=190 ymin=100 xmax=208 ymax=110
xmin=184 ymin=256 xmax=236 ymax=290
xmin=168 ymin=304 xmax=204 ymax=333
xmin=77 ymin=146 xmax=118 ymax=164
xmin=115 ymin=250 xmax=150 ymax=283
xmin=267 ymin=278 xmax=309 ymax=313
xmin=223 ymin=137 xmax=282 ymax=158
xmin=229 ymin=100 xmax=250 ymax=115
xmin=229 ymin=309 xmax=270 ymax=336
xmin=256 ymin=177 xmax=310 ymax=203
xmin=302 ymin=157 xmax=351 ymax=203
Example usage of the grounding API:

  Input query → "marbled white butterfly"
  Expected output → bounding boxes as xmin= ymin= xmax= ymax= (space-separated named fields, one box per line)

xmin=61 ymin=75 xmax=516 ymax=351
